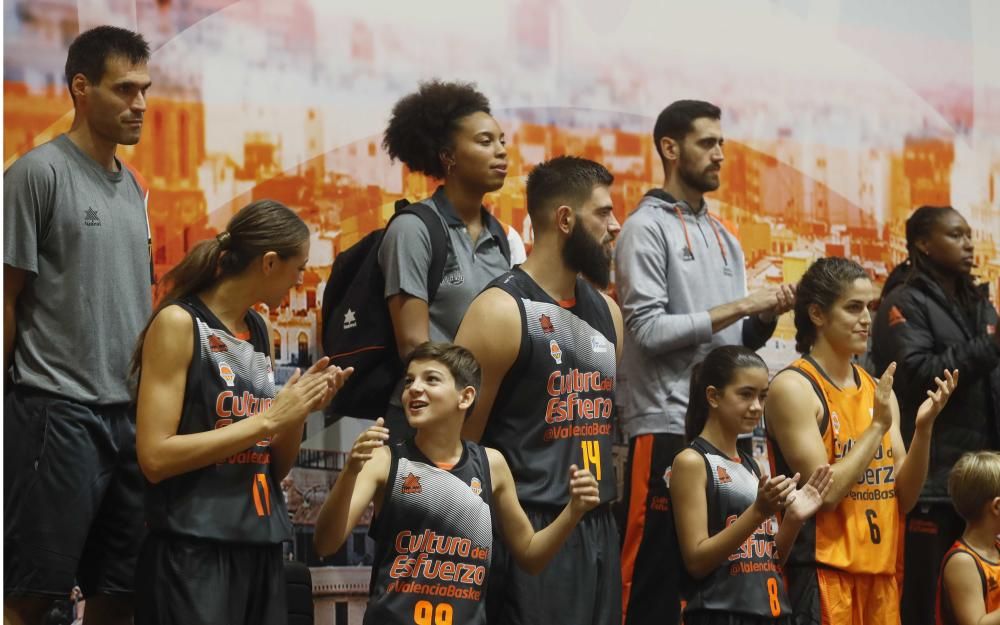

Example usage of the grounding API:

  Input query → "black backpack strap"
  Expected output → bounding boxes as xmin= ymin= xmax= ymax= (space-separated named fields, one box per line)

xmin=389 ymin=199 xmax=450 ymax=304
xmin=483 ymin=211 xmax=512 ymax=266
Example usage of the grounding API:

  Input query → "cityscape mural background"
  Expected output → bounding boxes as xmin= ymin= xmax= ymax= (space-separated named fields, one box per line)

xmin=5 ymin=0 xmax=1000 ymax=564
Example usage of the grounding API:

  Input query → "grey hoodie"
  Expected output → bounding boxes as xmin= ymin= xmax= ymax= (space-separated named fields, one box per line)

xmin=614 ymin=190 xmax=775 ymax=437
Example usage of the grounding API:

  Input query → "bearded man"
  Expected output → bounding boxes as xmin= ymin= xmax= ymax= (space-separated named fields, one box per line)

xmin=456 ymin=155 xmax=624 ymax=625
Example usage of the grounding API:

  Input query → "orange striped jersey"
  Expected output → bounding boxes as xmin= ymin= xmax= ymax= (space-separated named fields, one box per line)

xmin=937 ymin=539 xmax=1000 ymax=625
xmin=768 ymin=355 xmax=898 ymax=574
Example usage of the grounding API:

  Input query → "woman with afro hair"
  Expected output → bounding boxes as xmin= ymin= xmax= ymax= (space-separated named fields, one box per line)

xmin=377 ymin=80 xmax=515 ymax=439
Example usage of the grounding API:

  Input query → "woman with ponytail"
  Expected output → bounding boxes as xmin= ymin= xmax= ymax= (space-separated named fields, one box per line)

xmin=132 ymin=199 xmax=353 ymax=625
xmin=871 ymin=206 xmax=1000 ymax=625
xmin=766 ymin=256 xmax=957 ymax=625
xmin=670 ymin=345 xmax=832 ymax=625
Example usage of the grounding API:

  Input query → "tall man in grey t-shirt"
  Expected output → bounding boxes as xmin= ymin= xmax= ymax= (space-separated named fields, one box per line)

xmin=3 ymin=26 xmax=153 ymax=625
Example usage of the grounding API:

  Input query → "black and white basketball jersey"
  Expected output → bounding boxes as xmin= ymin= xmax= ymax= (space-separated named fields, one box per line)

xmin=366 ymin=439 xmax=494 ymax=625
xmin=682 ymin=437 xmax=791 ymax=619
xmin=483 ymin=267 xmax=617 ymax=507
xmin=145 ymin=295 xmax=291 ymax=544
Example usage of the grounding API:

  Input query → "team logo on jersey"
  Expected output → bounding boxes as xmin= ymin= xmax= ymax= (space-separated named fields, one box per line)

xmin=343 ymin=308 xmax=357 ymax=330
xmin=402 ymin=473 xmax=422 ymax=494
xmin=716 ymin=465 xmax=733 ymax=484
xmin=539 ymin=314 xmax=555 ymax=334
xmin=590 ymin=334 xmax=608 ymax=353
xmin=470 ymin=477 xmax=483 ymax=496
xmin=444 ymin=269 xmax=464 ymax=286
xmin=989 ymin=574 xmax=999 ymax=591
xmin=84 ymin=207 xmax=101 ymax=227
xmin=267 ymin=363 xmax=275 ymax=385
xmin=662 ymin=467 xmax=672 ymax=488
xmin=549 ymin=340 xmax=562 ymax=364
xmin=888 ymin=305 xmax=907 ymax=327
xmin=219 ymin=362 xmax=236 ymax=387
xmin=831 ymin=410 xmax=841 ymax=435
xmin=209 ymin=334 xmax=228 ymax=353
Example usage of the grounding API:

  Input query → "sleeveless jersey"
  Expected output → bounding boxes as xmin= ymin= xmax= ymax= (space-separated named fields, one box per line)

xmin=145 ymin=295 xmax=291 ymax=544
xmin=366 ymin=439 xmax=494 ymax=625
xmin=483 ymin=267 xmax=618 ymax=506
xmin=768 ymin=356 xmax=897 ymax=574
xmin=682 ymin=438 xmax=791 ymax=619
xmin=936 ymin=539 xmax=1000 ymax=625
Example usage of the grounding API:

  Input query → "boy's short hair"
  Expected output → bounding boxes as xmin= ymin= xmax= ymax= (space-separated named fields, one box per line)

xmin=949 ymin=451 xmax=1000 ymax=522
xmin=404 ymin=342 xmax=482 ymax=417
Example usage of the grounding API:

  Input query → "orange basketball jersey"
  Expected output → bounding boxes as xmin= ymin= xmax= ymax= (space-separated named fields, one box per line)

xmin=936 ymin=540 xmax=1000 ymax=625
xmin=770 ymin=356 xmax=899 ymax=575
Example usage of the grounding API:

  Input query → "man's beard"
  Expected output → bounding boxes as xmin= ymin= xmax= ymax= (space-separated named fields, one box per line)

xmin=678 ymin=159 xmax=720 ymax=194
xmin=563 ymin=222 xmax=612 ymax=289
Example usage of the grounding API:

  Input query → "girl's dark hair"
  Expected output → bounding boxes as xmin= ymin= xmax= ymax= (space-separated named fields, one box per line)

xmin=905 ymin=205 xmax=980 ymax=307
xmin=382 ymin=80 xmax=491 ymax=179
xmin=685 ymin=346 xmax=767 ymax=442
xmin=793 ymin=257 xmax=870 ymax=354
xmin=130 ymin=199 xmax=308 ymax=382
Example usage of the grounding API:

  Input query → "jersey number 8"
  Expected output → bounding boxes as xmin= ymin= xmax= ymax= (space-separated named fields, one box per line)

xmin=767 ymin=577 xmax=781 ymax=616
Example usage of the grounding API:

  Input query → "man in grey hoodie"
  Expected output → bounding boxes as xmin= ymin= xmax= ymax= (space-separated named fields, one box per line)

xmin=616 ymin=100 xmax=794 ymax=625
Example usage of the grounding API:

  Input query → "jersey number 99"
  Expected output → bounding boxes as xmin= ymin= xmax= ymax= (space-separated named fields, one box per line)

xmin=414 ymin=600 xmax=452 ymax=625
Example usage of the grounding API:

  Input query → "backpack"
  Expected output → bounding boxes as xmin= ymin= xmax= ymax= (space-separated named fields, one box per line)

xmin=321 ymin=197 xmax=511 ymax=419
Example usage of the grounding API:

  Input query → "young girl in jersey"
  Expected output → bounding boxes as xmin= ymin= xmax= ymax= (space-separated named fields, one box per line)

xmin=132 ymin=200 xmax=352 ymax=625
xmin=670 ymin=345 xmax=833 ymax=625
xmin=937 ymin=451 xmax=1000 ymax=625
xmin=314 ymin=341 xmax=599 ymax=625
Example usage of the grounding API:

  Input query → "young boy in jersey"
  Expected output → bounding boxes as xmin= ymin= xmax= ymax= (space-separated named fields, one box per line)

xmin=937 ymin=451 xmax=1000 ymax=625
xmin=765 ymin=257 xmax=958 ymax=625
xmin=314 ymin=342 xmax=600 ymax=625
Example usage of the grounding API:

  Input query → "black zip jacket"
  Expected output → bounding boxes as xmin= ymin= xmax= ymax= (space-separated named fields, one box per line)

xmin=872 ymin=272 xmax=1000 ymax=502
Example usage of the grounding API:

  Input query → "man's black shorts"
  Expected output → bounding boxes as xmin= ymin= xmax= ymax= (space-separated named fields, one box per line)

xmin=134 ymin=533 xmax=287 ymax=625
xmin=4 ymin=386 xmax=145 ymax=598
xmin=489 ymin=504 xmax=621 ymax=625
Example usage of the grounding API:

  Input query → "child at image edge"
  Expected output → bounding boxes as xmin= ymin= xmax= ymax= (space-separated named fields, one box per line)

xmin=937 ymin=451 xmax=1000 ymax=625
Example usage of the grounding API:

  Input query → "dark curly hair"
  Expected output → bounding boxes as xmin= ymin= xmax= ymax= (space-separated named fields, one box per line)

xmin=793 ymin=257 xmax=870 ymax=354
xmin=382 ymin=80 xmax=491 ymax=179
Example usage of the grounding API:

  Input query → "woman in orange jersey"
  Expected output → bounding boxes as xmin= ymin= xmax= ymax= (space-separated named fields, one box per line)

xmin=131 ymin=200 xmax=352 ymax=625
xmin=765 ymin=257 xmax=957 ymax=625
xmin=937 ymin=451 xmax=1000 ymax=625
xmin=671 ymin=345 xmax=832 ymax=625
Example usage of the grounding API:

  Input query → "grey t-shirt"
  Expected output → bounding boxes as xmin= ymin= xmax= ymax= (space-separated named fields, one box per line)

xmin=378 ymin=188 xmax=511 ymax=419
xmin=3 ymin=134 xmax=153 ymax=404
xmin=378 ymin=188 xmax=512 ymax=342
